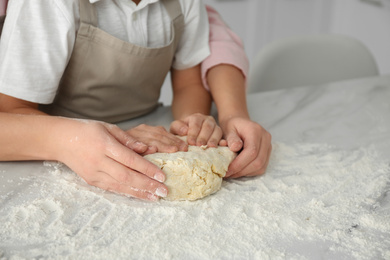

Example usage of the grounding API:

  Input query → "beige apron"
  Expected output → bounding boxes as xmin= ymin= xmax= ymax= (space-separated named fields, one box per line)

xmin=42 ymin=0 xmax=184 ymax=123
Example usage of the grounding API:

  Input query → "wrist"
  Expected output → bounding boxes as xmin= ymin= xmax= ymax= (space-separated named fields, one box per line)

xmin=44 ymin=117 xmax=80 ymax=162
xmin=218 ymin=108 xmax=250 ymax=124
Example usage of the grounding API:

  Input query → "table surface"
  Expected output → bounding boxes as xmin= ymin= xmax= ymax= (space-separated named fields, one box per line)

xmin=1 ymin=75 xmax=389 ymax=259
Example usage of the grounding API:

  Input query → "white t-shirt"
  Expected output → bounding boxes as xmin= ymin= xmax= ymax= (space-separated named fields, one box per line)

xmin=0 ymin=0 xmax=210 ymax=104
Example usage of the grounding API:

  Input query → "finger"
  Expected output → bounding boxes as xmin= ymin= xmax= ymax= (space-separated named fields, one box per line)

xmin=134 ymin=125 xmax=188 ymax=152
xmin=225 ymin=133 xmax=259 ymax=177
xmin=140 ymin=146 xmax=158 ymax=156
xmin=196 ymin=117 xmax=217 ymax=146
xmin=227 ymin=138 xmax=272 ymax=178
xmin=228 ymin=145 xmax=272 ymax=178
xmin=206 ymin=126 xmax=223 ymax=148
xmin=170 ymin=120 xmax=189 ymax=136
xmin=148 ymin=140 xmax=180 ymax=153
xmin=186 ymin=117 xmax=203 ymax=145
xmin=146 ymin=133 xmax=187 ymax=153
xmin=88 ymin=170 xmax=167 ymax=201
xmin=100 ymin=156 xmax=169 ymax=197
xmin=107 ymin=124 xmax=149 ymax=154
xmin=154 ymin=131 xmax=188 ymax=152
xmin=107 ymin=144 xmax=167 ymax=183
xmin=172 ymin=135 xmax=188 ymax=152
xmin=219 ymin=139 xmax=228 ymax=146
xmin=225 ymin=146 xmax=258 ymax=177
xmin=226 ymin=131 xmax=244 ymax=152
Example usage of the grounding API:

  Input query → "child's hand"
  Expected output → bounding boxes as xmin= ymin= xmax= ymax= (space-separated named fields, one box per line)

xmin=55 ymin=119 xmax=169 ymax=201
xmin=219 ymin=116 xmax=272 ymax=178
xmin=170 ymin=113 xmax=223 ymax=147
xmin=126 ymin=124 xmax=188 ymax=154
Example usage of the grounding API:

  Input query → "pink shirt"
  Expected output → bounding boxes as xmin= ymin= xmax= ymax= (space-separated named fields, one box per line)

xmin=0 ymin=2 xmax=248 ymax=90
xmin=202 ymin=5 xmax=249 ymax=90
xmin=0 ymin=0 xmax=6 ymax=16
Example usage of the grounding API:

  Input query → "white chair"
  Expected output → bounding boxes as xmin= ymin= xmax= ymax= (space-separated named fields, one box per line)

xmin=248 ymin=34 xmax=379 ymax=93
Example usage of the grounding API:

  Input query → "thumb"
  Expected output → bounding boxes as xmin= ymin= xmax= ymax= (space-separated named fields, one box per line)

xmin=225 ymin=130 xmax=243 ymax=152
xmin=170 ymin=120 xmax=189 ymax=136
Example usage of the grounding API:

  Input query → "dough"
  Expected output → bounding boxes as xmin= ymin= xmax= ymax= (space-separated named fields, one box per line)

xmin=144 ymin=145 xmax=236 ymax=201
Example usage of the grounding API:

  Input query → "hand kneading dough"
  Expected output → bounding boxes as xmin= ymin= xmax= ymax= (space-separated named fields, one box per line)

xmin=144 ymin=145 xmax=236 ymax=201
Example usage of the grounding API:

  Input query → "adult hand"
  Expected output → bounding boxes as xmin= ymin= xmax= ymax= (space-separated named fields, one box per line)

xmin=170 ymin=113 xmax=223 ymax=147
xmin=219 ymin=117 xmax=272 ymax=178
xmin=55 ymin=119 xmax=168 ymax=201
xmin=126 ymin=124 xmax=188 ymax=154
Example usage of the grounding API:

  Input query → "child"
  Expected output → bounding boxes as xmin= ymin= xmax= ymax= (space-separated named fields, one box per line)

xmin=0 ymin=0 xmax=271 ymax=199
xmin=170 ymin=5 xmax=272 ymax=179
xmin=202 ymin=6 xmax=272 ymax=178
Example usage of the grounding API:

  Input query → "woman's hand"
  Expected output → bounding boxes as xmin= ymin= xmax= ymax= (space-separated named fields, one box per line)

xmin=219 ymin=116 xmax=272 ymax=178
xmin=54 ymin=119 xmax=169 ymax=201
xmin=170 ymin=113 xmax=223 ymax=147
xmin=126 ymin=124 xmax=188 ymax=154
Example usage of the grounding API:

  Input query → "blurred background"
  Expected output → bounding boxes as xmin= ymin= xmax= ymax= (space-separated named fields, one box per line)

xmin=159 ymin=0 xmax=390 ymax=105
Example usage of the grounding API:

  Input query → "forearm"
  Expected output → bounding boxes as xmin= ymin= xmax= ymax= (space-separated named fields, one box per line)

xmin=0 ymin=93 xmax=47 ymax=115
xmin=171 ymin=66 xmax=212 ymax=120
xmin=0 ymin=113 xmax=63 ymax=161
xmin=171 ymin=86 xmax=212 ymax=120
xmin=207 ymin=64 xmax=249 ymax=123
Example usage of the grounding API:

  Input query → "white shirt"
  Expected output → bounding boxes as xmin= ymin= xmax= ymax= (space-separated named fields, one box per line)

xmin=0 ymin=0 xmax=210 ymax=104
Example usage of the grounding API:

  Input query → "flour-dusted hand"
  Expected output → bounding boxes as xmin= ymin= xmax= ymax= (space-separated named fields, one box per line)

xmin=170 ymin=66 xmax=224 ymax=148
xmin=220 ymin=117 xmax=272 ymax=178
xmin=204 ymin=64 xmax=272 ymax=179
xmin=55 ymin=119 xmax=169 ymax=201
xmin=126 ymin=124 xmax=188 ymax=154
xmin=0 ymin=114 xmax=169 ymax=201
xmin=170 ymin=113 xmax=224 ymax=148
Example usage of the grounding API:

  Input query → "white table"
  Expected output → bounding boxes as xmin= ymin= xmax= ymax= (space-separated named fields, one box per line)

xmin=1 ymin=75 xmax=389 ymax=259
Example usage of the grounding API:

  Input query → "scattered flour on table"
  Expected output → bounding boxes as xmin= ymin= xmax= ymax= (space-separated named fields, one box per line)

xmin=0 ymin=142 xmax=389 ymax=260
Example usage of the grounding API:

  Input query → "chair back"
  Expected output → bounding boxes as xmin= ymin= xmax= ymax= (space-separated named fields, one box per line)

xmin=248 ymin=34 xmax=379 ymax=93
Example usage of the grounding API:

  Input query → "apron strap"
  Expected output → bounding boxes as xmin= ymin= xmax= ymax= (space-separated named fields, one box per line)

xmin=162 ymin=0 xmax=182 ymax=21
xmin=79 ymin=0 xmax=98 ymax=27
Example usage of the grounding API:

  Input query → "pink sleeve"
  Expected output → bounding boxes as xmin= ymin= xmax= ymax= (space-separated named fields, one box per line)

xmin=0 ymin=0 xmax=7 ymax=16
xmin=202 ymin=5 xmax=249 ymax=90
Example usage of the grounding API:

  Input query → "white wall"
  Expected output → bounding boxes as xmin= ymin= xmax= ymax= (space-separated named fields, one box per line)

xmin=204 ymin=0 xmax=390 ymax=71
xmin=159 ymin=0 xmax=390 ymax=105
xmin=329 ymin=0 xmax=390 ymax=74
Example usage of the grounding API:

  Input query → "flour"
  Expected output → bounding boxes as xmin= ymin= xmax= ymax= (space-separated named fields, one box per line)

xmin=0 ymin=142 xmax=389 ymax=259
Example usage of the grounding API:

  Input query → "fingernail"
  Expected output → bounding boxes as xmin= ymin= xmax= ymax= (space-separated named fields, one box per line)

xmin=225 ymin=170 xmax=233 ymax=177
xmin=154 ymin=172 xmax=165 ymax=183
xmin=148 ymin=194 xmax=160 ymax=201
xmin=180 ymin=126 xmax=188 ymax=134
xmin=198 ymin=140 xmax=206 ymax=146
xmin=168 ymin=146 xmax=179 ymax=153
xmin=208 ymin=141 xmax=216 ymax=147
xmin=155 ymin=187 xmax=168 ymax=198
xmin=188 ymin=137 xmax=196 ymax=145
xmin=135 ymin=141 xmax=146 ymax=147
xmin=181 ymin=145 xmax=188 ymax=152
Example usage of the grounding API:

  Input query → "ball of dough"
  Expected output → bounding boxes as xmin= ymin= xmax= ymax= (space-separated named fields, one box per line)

xmin=144 ymin=145 xmax=236 ymax=201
